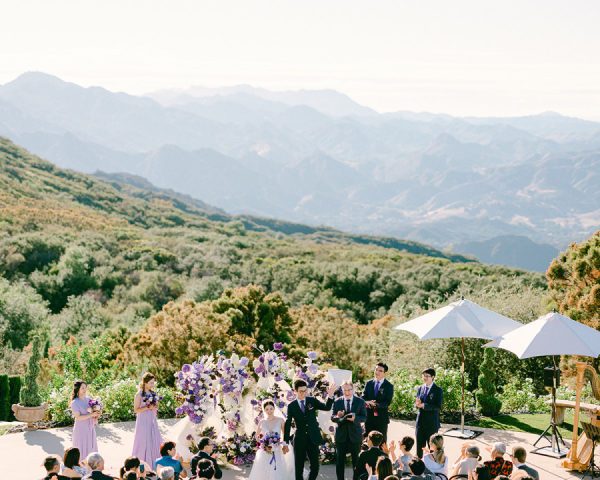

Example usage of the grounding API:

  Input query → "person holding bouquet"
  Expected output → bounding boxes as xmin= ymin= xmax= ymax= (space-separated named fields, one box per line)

xmin=248 ymin=399 xmax=294 ymax=480
xmin=70 ymin=380 xmax=100 ymax=458
xmin=132 ymin=372 xmax=163 ymax=466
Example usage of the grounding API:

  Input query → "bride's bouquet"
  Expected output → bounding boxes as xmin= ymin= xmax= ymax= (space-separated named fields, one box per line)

xmin=258 ymin=431 xmax=281 ymax=453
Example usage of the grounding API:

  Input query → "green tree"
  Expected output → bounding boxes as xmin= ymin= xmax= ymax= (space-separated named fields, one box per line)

xmin=476 ymin=348 xmax=502 ymax=416
xmin=547 ymin=231 xmax=600 ymax=327
xmin=56 ymin=294 xmax=110 ymax=342
xmin=8 ymin=376 xmax=21 ymax=420
xmin=0 ymin=374 xmax=10 ymax=420
xmin=20 ymin=336 xmax=42 ymax=407
xmin=0 ymin=278 xmax=49 ymax=350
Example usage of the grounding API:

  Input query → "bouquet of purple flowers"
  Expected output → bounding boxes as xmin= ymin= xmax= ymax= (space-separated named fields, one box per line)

xmin=88 ymin=397 xmax=103 ymax=413
xmin=143 ymin=390 xmax=163 ymax=408
xmin=258 ymin=431 xmax=281 ymax=452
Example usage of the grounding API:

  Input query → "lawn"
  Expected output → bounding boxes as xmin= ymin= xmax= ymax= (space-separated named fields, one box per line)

xmin=468 ymin=411 xmax=579 ymax=440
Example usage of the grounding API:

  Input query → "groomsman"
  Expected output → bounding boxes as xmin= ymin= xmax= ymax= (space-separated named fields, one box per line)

xmin=284 ymin=378 xmax=336 ymax=480
xmin=331 ymin=382 xmax=367 ymax=480
xmin=415 ymin=367 xmax=443 ymax=458
xmin=362 ymin=362 xmax=394 ymax=442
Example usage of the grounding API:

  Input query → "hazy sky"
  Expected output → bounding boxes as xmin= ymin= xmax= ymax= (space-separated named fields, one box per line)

xmin=2 ymin=0 xmax=599 ymax=119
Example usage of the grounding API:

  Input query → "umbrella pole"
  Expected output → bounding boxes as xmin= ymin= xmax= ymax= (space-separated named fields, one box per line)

xmin=461 ymin=337 xmax=465 ymax=434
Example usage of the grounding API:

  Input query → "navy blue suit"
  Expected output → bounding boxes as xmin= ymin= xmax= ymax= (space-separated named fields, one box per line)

xmin=415 ymin=382 xmax=443 ymax=458
xmin=331 ymin=395 xmax=367 ymax=480
xmin=362 ymin=378 xmax=393 ymax=441
xmin=284 ymin=396 xmax=334 ymax=480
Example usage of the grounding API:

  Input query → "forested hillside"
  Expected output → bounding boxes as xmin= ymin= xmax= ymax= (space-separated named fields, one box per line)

xmin=0 ymin=138 xmax=548 ymax=384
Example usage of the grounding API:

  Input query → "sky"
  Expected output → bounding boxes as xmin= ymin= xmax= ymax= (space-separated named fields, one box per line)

xmin=2 ymin=0 xmax=600 ymax=119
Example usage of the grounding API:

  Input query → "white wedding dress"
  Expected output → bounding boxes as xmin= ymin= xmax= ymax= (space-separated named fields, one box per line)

xmin=248 ymin=416 xmax=295 ymax=480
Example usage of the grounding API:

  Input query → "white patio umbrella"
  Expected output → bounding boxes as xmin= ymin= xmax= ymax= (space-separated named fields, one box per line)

xmin=394 ymin=297 xmax=522 ymax=437
xmin=485 ymin=311 xmax=600 ymax=458
xmin=484 ymin=311 xmax=600 ymax=359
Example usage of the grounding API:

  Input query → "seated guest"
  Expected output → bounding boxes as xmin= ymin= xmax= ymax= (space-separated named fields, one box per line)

xmin=158 ymin=467 xmax=174 ymax=480
xmin=450 ymin=445 xmax=481 ymax=477
xmin=195 ymin=459 xmax=216 ymax=479
xmin=62 ymin=447 xmax=86 ymax=478
xmin=405 ymin=458 xmax=435 ymax=480
xmin=470 ymin=465 xmax=492 ymax=480
xmin=389 ymin=436 xmax=415 ymax=475
xmin=483 ymin=443 xmax=512 ymax=479
xmin=190 ymin=437 xmax=222 ymax=479
xmin=422 ymin=433 xmax=448 ymax=477
xmin=83 ymin=453 xmax=116 ymax=480
xmin=154 ymin=441 xmax=186 ymax=480
xmin=42 ymin=455 xmax=70 ymax=480
xmin=366 ymin=457 xmax=395 ymax=479
xmin=120 ymin=456 xmax=156 ymax=479
xmin=356 ymin=430 xmax=388 ymax=480
xmin=123 ymin=474 xmax=138 ymax=480
xmin=510 ymin=446 xmax=538 ymax=480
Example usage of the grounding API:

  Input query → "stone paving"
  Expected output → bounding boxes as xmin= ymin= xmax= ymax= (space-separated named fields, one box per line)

xmin=0 ymin=418 xmax=593 ymax=479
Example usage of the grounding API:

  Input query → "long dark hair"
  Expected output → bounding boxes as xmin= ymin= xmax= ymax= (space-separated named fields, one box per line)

xmin=63 ymin=447 xmax=81 ymax=469
xmin=71 ymin=380 xmax=86 ymax=401
xmin=120 ymin=457 xmax=141 ymax=478
xmin=139 ymin=372 xmax=156 ymax=392
xmin=376 ymin=457 xmax=394 ymax=478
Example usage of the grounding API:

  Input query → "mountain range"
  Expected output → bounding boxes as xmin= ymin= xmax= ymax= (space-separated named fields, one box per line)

xmin=1 ymin=71 xmax=598 ymax=272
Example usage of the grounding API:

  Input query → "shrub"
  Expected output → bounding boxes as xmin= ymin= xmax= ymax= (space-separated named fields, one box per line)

xmin=20 ymin=336 xmax=43 ymax=407
xmin=476 ymin=348 xmax=502 ymax=416
xmin=389 ymin=369 xmax=420 ymax=417
xmin=8 ymin=376 xmax=21 ymax=420
xmin=99 ymin=379 xmax=137 ymax=422
xmin=0 ymin=374 xmax=10 ymax=420
xmin=156 ymin=386 xmax=178 ymax=419
xmin=47 ymin=384 xmax=75 ymax=425
xmin=388 ymin=366 xmax=467 ymax=418
xmin=499 ymin=378 xmax=549 ymax=413
xmin=433 ymin=365 xmax=469 ymax=415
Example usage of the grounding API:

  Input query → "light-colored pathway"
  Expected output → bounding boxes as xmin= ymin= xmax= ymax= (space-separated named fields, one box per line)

xmin=0 ymin=418 xmax=591 ymax=479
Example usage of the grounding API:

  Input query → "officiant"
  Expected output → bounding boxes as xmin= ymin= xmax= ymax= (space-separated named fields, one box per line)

xmin=331 ymin=381 xmax=367 ymax=480
xmin=362 ymin=362 xmax=394 ymax=442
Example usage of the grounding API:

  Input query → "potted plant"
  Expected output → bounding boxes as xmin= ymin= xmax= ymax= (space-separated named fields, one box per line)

xmin=12 ymin=336 xmax=47 ymax=428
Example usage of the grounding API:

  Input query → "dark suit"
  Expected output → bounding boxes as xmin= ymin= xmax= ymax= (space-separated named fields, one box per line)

xmin=331 ymin=395 xmax=367 ymax=480
xmin=42 ymin=475 xmax=70 ymax=480
xmin=415 ymin=382 xmax=443 ymax=458
xmin=362 ymin=378 xmax=394 ymax=441
xmin=355 ymin=446 xmax=387 ymax=480
xmin=83 ymin=471 xmax=117 ymax=480
xmin=191 ymin=450 xmax=223 ymax=478
xmin=284 ymin=395 xmax=334 ymax=480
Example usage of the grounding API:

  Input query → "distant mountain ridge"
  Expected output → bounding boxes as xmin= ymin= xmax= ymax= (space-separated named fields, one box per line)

xmin=1 ymin=71 xmax=598 ymax=272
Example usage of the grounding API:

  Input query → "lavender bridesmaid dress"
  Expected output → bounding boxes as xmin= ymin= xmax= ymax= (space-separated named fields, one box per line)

xmin=131 ymin=391 xmax=162 ymax=466
xmin=71 ymin=396 xmax=98 ymax=458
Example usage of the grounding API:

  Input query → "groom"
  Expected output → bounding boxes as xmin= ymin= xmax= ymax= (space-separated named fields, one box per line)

xmin=284 ymin=378 xmax=336 ymax=480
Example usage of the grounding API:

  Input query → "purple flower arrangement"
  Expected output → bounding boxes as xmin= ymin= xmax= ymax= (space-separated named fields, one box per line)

xmin=258 ymin=431 xmax=281 ymax=451
xmin=214 ymin=432 xmax=257 ymax=465
xmin=87 ymin=397 xmax=103 ymax=413
xmin=142 ymin=390 xmax=163 ymax=407
xmin=174 ymin=355 xmax=218 ymax=424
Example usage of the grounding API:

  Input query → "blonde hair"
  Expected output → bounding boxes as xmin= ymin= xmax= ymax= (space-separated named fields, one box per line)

xmin=429 ymin=433 xmax=446 ymax=465
xmin=139 ymin=372 xmax=156 ymax=392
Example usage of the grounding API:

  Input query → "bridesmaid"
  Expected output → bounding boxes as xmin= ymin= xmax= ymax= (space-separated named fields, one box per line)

xmin=70 ymin=380 xmax=99 ymax=458
xmin=132 ymin=372 xmax=163 ymax=466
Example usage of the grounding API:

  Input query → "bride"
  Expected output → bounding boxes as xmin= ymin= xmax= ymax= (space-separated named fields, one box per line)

xmin=249 ymin=399 xmax=295 ymax=480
